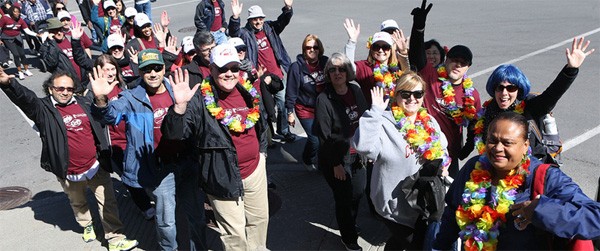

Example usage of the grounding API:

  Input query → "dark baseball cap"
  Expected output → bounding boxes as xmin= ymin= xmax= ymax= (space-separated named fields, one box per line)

xmin=447 ymin=45 xmax=473 ymax=66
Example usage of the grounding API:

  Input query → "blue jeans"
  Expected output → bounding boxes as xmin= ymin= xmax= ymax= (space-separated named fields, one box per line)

xmin=274 ymin=82 xmax=290 ymax=135
xmin=298 ymin=117 xmax=318 ymax=165
xmin=152 ymin=158 xmax=206 ymax=250
xmin=211 ymin=30 xmax=228 ymax=45
xmin=135 ymin=2 xmax=152 ymax=21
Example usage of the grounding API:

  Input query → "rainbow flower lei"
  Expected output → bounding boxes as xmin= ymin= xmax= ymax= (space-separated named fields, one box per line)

xmin=437 ymin=65 xmax=477 ymax=127
xmin=200 ymin=78 xmax=261 ymax=133
xmin=391 ymin=106 xmax=451 ymax=168
xmin=456 ymin=154 xmax=530 ymax=251
xmin=374 ymin=63 xmax=402 ymax=98
xmin=474 ymin=99 xmax=526 ymax=154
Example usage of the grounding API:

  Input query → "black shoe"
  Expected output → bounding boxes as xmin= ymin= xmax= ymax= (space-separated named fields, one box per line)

xmin=341 ymin=240 xmax=362 ymax=251
xmin=281 ymin=133 xmax=296 ymax=142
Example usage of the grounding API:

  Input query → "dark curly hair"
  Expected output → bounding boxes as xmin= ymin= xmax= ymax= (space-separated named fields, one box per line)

xmin=42 ymin=70 xmax=80 ymax=96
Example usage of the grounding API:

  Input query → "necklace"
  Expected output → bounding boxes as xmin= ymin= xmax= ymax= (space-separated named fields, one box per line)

xmin=200 ymin=78 xmax=261 ymax=133
xmin=437 ymin=65 xmax=477 ymax=127
xmin=474 ymin=99 xmax=526 ymax=154
xmin=456 ymin=154 xmax=530 ymax=251
xmin=391 ymin=106 xmax=451 ymax=167
xmin=373 ymin=63 xmax=403 ymax=98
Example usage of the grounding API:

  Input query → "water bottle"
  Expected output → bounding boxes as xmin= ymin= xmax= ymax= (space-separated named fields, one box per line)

xmin=542 ymin=114 xmax=558 ymax=135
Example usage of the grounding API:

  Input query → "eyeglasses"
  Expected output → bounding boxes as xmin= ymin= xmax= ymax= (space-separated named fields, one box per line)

xmin=110 ymin=46 xmax=124 ymax=51
xmin=304 ymin=45 xmax=319 ymax=51
xmin=201 ymin=45 xmax=215 ymax=53
xmin=398 ymin=90 xmax=425 ymax=99
xmin=56 ymin=7 xmax=65 ymax=11
xmin=495 ymin=84 xmax=519 ymax=93
xmin=60 ymin=18 xmax=71 ymax=22
xmin=327 ymin=67 xmax=347 ymax=73
xmin=140 ymin=64 xmax=164 ymax=74
xmin=51 ymin=86 xmax=75 ymax=92
xmin=217 ymin=64 xmax=240 ymax=73
xmin=371 ymin=43 xmax=391 ymax=51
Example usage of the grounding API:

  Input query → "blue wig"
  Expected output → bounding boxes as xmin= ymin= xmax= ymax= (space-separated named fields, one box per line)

xmin=486 ymin=64 xmax=531 ymax=100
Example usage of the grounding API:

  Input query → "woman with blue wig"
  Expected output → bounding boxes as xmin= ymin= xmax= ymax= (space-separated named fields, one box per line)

xmin=459 ymin=37 xmax=595 ymax=162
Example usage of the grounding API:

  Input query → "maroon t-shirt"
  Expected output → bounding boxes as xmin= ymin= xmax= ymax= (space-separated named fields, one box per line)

xmin=56 ymin=38 xmax=82 ymax=80
xmin=0 ymin=16 xmax=28 ymax=37
xmin=354 ymin=60 xmax=376 ymax=105
xmin=107 ymin=85 xmax=127 ymax=150
xmin=199 ymin=64 xmax=211 ymax=79
xmin=65 ymin=31 xmax=93 ymax=49
xmin=140 ymin=37 xmax=157 ymax=50
xmin=56 ymin=103 xmax=97 ymax=175
xmin=148 ymin=90 xmax=175 ymax=157
xmin=108 ymin=18 xmax=121 ymax=35
xmin=218 ymin=88 xmax=259 ymax=179
xmin=255 ymin=30 xmax=283 ymax=78
xmin=339 ymin=89 xmax=360 ymax=153
xmin=121 ymin=64 xmax=134 ymax=77
xmin=96 ymin=1 xmax=104 ymax=17
xmin=209 ymin=0 xmax=222 ymax=32
xmin=420 ymin=62 xmax=482 ymax=157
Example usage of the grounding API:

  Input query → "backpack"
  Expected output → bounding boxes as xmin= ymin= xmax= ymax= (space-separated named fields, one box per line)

xmin=531 ymin=164 xmax=594 ymax=250
xmin=526 ymin=94 xmax=563 ymax=165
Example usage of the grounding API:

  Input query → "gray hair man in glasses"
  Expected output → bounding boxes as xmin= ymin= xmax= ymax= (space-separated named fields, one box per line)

xmin=91 ymin=49 xmax=207 ymax=250
xmin=0 ymin=69 xmax=138 ymax=250
xmin=164 ymin=43 xmax=270 ymax=251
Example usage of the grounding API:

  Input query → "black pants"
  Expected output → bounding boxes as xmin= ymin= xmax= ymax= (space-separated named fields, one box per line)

xmin=24 ymin=23 xmax=41 ymax=53
xmin=3 ymin=38 xmax=26 ymax=67
xmin=111 ymin=147 xmax=153 ymax=212
xmin=382 ymin=217 xmax=428 ymax=251
xmin=322 ymin=153 xmax=366 ymax=244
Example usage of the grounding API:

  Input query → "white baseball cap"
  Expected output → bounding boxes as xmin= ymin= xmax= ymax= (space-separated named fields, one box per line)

xmin=103 ymin=0 xmax=117 ymax=10
xmin=372 ymin=32 xmax=394 ymax=46
xmin=134 ymin=13 xmax=151 ymax=27
xmin=57 ymin=10 xmax=70 ymax=21
xmin=247 ymin=5 xmax=265 ymax=19
xmin=181 ymin=36 xmax=194 ymax=54
xmin=380 ymin=19 xmax=399 ymax=32
xmin=227 ymin=37 xmax=245 ymax=48
xmin=210 ymin=44 xmax=241 ymax=67
xmin=106 ymin=33 xmax=124 ymax=49
xmin=124 ymin=7 xmax=137 ymax=18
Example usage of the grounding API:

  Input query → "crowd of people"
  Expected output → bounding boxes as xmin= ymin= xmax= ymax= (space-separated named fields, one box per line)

xmin=0 ymin=0 xmax=599 ymax=250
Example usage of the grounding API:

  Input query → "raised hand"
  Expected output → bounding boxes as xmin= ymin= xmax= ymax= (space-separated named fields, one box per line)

xmin=169 ymin=68 xmax=199 ymax=114
xmin=90 ymin=65 xmax=117 ymax=106
xmin=128 ymin=47 xmax=139 ymax=64
xmin=160 ymin=11 xmax=170 ymax=28
xmin=0 ymin=67 xmax=14 ymax=85
xmin=392 ymin=29 xmax=408 ymax=55
xmin=153 ymin=23 xmax=167 ymax=46
xmin=231 ymin=0 xmax=243 ymax=19
xmin=343 ymin=18 xmax=360 ymax=43
xmin=411 ymin=0 xmax=432 ymax=30
xmin=257 ymin=64 xmax=266 ymax=78
xmin=164 ymin=35 xmax=181 ymax=55
xmin=70 ymin=22 xmax=84 ymax=40
xmin=371 ymin=86 xmax=389 ymax=110
xmin=566 ymin=37 xmax=595 ymax=68
xmin=284 ymin=0 xmax=293 ymax=8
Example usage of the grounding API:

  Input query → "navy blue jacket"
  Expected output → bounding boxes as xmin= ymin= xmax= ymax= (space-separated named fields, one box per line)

xmin=194 ymin=0 xmax=227 ymax=33
xmin=433 ymin=156 xmax=600 ymax=250
xmin=228 ymin=6 xmax=293 ymax=73
xmin=285 ymin=54 xmax=328 ymax=112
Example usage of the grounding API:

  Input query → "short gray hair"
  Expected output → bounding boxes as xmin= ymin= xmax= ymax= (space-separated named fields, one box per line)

xmin=324 ymin=52 xmax=355 ymax=83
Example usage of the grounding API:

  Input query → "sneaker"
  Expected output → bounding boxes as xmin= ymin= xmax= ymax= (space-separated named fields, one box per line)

xmin=142 ymin=207 xmax=156 ymax=220
xmin=18 ymin=71 xmax=25 ymax=80
xmin=108 ymin=238 xmax=138 ymax=251
xmin=8 ymin=60 xmax=13 ymax=65
xmin=304 ymin=163 xmax=318 ymax=172
xmin=341 ymin=240 xmax=362 ymax=251
xmin=23 ymin=69 xmax=33 ymax=76
xmin=281 ymin=133 xmax=297 ymax=142
xmin=2 ymin=62 xmax=8 ymax=69
xmin=82 ymin=224 xmax=96 ymax=243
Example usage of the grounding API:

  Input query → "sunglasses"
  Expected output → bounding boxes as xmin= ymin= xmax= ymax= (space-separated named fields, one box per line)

xmin=371 ymin=43 xmax=391 ymax=51
xmin=51 ymin=86 xmax=75 ymax=92
xmin=495 ymin=84 xmax=519 ymax=93
xmin=235 ymin=46 xmax=247 ymax=53
xmin=398 ymin=90 xmax=425 ymax=99
xmin=56 ymin=7 xmax=65 ymax=11
xmin=327 ymin=67 xmax=347 ymax=73
xmin=217 ymin=65 xmax=240 ymax=74
xmin=140 ymin=64 xmax=164 ymax=74
xmin=304 ymin=45 xmax=319 ymax=51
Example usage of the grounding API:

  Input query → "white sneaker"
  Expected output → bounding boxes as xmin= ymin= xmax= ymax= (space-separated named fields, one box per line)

xmin=142 ymin=207 xmax=155 ymax=220
xmin=18 ymin=71 xmax=24 ymax=80
xmin=8 ymin=60 xmax=13 ymax=65
xmin=23 ymin=69 xmax=33 ymax=76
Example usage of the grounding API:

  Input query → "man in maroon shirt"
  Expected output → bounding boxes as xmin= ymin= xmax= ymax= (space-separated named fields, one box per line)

xmin=0 ymin=70 xmax=138 ymax=250
xmin=164 ymin=44 xmax=269 ymax=251
xmin=40 ymin=18 xmax=88 ymax=83
xmin=194 ymin=0 xmax=227 ymax=45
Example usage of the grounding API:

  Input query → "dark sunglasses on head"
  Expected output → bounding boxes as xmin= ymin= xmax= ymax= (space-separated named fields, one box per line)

xmin=140 ymin=64 xmax=164 ymax=74
xmin=495 ymin=84 xmax=519 ymax=93
xmin=327 ymin=67 xmax=347 ymax=73
xmin=371 ymin=43 xmax=391 ymax=51
xmin=51 ymin=86 xmax=75 ymax=92
xmin=398 ymin=90 xmax=425 ymax=99
xmin=217 ymin=64 xmax=240 ymax=74
xmin=304 ymin=45 xmax=319 ymax=50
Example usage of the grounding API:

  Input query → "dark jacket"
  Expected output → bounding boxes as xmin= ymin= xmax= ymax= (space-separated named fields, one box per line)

xmin=260 ymin=73 xmax=283 ymax=121
xmin=40 ymin=38 xmax=89 ymax=85
xmin=181 ymin=56 xmax=209 ymax=89
xmin=433 ymin=156 xmax=600 ymax=250
xmin=71 ymin=38 xmax=139 ymax=84
xmin=161 ymin=79 xmax=268 ymax=198
xmin=228 ymin=6 xmax=293 ymax=73
xmin=314 ymin=83 xmax=367 ymax=168
xmin=0 ymin=79 xmax=110 ymax=179
xmin=285 ymin=54 xmax=328 ymax=112
xmin=194 ymin=0 xmax=226 ymax=33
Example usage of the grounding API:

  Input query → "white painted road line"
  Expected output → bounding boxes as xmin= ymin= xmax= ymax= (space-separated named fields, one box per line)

xmin=68 ymin=0 xmax=197 ymax=15
xmin=563 ymin=125 xmax=600 ymax=152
